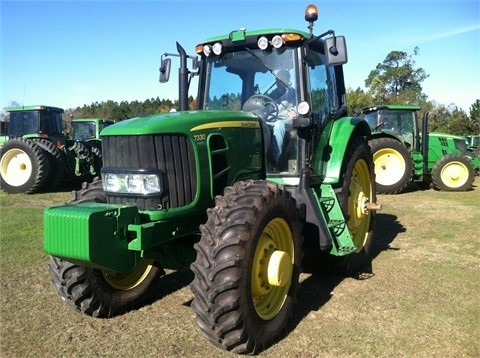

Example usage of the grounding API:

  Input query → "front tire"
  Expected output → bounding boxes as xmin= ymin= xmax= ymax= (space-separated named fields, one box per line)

xmin=190 ymin=180 xmax=303 ymax=354
xmin=48 ymin=179 xmax=164 ymax=317
xmin=431 ymin=154 xmax=475 ymax=191
xmin=370 ymin=137 xmax=412 ymax=194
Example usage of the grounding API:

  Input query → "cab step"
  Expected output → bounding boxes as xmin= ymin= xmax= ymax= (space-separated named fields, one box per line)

xmin=317 ymin=184 xmax=356 ymax=256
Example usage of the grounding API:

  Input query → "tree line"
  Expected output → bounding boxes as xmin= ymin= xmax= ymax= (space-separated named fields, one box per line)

xmin=68 ymin=96 xmax=196 ymax=121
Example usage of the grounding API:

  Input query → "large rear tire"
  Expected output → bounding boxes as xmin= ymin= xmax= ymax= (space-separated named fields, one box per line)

xmin=48 ymin=179 xmax=164 ymax=317
xmin=328 ymin=135 xmax=376 ymax=274
xmin=70 ymin=176 xmax=105 ymax=202
xmin=34 ymin=139 xmax=65 ymax=191
xmin=190 ymin=180 xmax=303 ymax=354
xmin=0 ymin=138 xmax=50 ymax=194
xmin=431 ymin=154 xmax=475 ymax=191
xmin=370 ymin=137 xmax=412 ymax=194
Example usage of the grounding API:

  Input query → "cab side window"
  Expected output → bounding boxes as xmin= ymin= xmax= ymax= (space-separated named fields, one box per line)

xmin=307 ymin=49 xmax=339 ymax=125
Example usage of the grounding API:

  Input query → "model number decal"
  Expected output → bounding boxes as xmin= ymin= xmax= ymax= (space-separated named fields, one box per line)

xmin=193 ymin=134 xmax=206 ymax=141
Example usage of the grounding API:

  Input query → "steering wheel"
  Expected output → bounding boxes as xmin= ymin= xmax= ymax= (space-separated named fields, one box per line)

xmin=243 ymin=94 xmax=279 ymax=122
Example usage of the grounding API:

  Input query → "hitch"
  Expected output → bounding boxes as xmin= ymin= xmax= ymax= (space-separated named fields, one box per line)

xmin=365 ymin=202 xmax=382 ymax=211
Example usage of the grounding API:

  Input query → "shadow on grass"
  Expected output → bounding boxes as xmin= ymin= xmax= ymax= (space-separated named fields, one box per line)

xmin=371 ymin=212 xmax=406 ymax=258
xmin=395 ymin=181 xmax=432 ymax=194
xmin=143 ymin=269 xmax=194 ymax=308
xmin=285 ymin=212 xmax=405 ymax=337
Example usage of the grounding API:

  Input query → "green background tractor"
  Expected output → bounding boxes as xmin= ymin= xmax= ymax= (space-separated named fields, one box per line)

xmin=466 ymin=134 xmax=480 ymax=159
xmin=0 ymin=106 xmax=113 ymax=194
xmin=70 ymin=117 xmax=115 ymax=142
xmin=363 ymin=105 xmax=478 ymax=193
xmin=44 ymin=5 xmax=381 ymax=354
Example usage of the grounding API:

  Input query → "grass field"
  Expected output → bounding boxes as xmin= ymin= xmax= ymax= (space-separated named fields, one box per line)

xmin=1 ymin=178 xmax=479 ymax=357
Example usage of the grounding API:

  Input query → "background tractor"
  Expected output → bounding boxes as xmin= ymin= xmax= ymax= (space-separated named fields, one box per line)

xmin=466 ymin=134 xmax=480 ymax=158
xmin=44 ymin=5 xmax=381 ymax=355
xmin=0 ymin=105 xmax=113 ymax=194
xmin=70 ymin=117 xmax=115 ymax=142
xmin=363 ymin=105 xmax=478 ymax=193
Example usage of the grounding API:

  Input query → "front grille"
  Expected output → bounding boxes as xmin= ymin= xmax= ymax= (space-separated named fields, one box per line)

xmin=102 ymin=135 xmax=197 ymax=210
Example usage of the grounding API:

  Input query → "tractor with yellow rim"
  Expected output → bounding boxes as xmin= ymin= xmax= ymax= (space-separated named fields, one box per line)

xmin=363 ymin=105 xmax=478 ymax=193
xmin=0 ymin=105 xmax=113 ymax=193
xmin=43 ymin=4 xmax=380 ymax=354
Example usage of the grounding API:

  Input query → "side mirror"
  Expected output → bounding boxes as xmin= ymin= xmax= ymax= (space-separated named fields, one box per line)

xmin=324 ymin=36 xmax=348 ymax=66
xmin=159 ymin=57 xmax=171 ymax=83
xmin=192 ymin=57 xmax=200 ymax=71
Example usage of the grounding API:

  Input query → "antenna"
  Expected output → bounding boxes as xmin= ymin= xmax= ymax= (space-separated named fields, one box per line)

xmin=22 ymin=83 xmax=26 ymax=108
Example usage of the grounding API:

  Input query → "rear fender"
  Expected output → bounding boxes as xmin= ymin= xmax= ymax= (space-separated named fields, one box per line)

xmin=322 ymin=117 xmax=370 ymax=184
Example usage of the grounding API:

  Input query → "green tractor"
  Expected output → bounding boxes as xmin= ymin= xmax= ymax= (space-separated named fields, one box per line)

xmin=70 ymin=117 xmax=115 ymax=142
xmin=466 ymin=134 xmax=480 ymax=158
xmin=44 ymin=5 xmax=381 ymax=354
xmin=0 ymin=106 xmax=113 ymax=194
xmin=363 ymin=105 xmax=478 ymax=193
xmin=69 ymin=117 xmax=115 ymax=168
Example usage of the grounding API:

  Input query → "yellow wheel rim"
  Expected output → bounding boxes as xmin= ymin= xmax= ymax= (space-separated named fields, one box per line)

xmin=0 ymin=148 xmax=32 ymax=186
xmin=347 ymin=159 xmax=373 ymax=252
xmin=102 ymin=259 xmax=154 ymax=290
xmin=440 ymin=161 xmax=469 ymax=188
xmin=373 ymin=148 xmax=405 ymax=186
xmin=251 ymin=218 xmax=294 ymax=320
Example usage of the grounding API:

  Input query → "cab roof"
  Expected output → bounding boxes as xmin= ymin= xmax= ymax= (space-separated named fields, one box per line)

xmin=7 ymin=105 xmax=64 ymax=113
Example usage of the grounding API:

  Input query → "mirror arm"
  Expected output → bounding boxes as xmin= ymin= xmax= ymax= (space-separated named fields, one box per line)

xmin=315 ymin=30 xmax=339 ymax=55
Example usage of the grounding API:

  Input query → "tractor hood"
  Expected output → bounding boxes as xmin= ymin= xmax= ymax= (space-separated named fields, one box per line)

xmin=428 ymin=132 xmax=467 ymax=140
xmin=100 ymin=110 xmax=260 ymax=137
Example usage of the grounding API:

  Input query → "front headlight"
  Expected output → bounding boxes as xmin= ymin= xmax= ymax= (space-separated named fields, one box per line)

xmin=102 ymin=172 xmax=162 ymax=194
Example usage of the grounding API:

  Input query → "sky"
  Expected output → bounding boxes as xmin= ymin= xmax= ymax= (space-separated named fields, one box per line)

xmin=1 ymin=0 xmax=479 ymax=113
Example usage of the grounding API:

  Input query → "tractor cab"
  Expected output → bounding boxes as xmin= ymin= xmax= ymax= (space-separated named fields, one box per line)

xmin=363 ymin=105 xmax=420 ymax=150
xmin=195 ymin=35 xmax=344 ymax=173
xmin=160 ymin=6 xmax=349 ymax=176
xmin=71 ymin=118 xmax=115 ymax=142
xmin=5 ymin=105 xmax=66 ymax=145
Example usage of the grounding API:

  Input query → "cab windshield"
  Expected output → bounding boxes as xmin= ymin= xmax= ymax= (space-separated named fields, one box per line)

xmin=372 ymin=109 xmax=417 ymax=148
xmin=376 ymin=109 xmax=416 ymax=135
xmin=72 ymin=121 xmax=97 ymax=141
xmin=201 ymin=47 xmax=300 ymax=174
xmin=202 ymin=47 xmax=298 ymax=111
xmin=8 ymin=110 xmax=62 ymax=137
